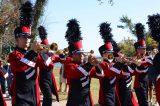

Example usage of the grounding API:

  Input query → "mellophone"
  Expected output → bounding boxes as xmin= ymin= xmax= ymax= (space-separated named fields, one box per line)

xmin=84 ymin=50 xmax=145 ymax=65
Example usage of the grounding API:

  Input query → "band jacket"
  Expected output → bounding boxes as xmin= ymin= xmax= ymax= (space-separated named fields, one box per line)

xmin=64 ymin=61 xmax=103 ymax=106
xmin=9 ymin=47 xmax=41 ymax=106
xmin=128 ymin=56 xmax=153 ymax=106
xmin=38 ymin=52 xmax=61 ymax=102
xmin=116 ymin=65 xmax=139 ymax=106
xmin=98 ymin=60 xmax=122 ymax=106
xmin=127 ymin=56 xmax=153 ymax=88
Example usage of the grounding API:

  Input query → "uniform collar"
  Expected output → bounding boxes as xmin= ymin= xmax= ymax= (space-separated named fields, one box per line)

xmin=15 ymin=46 xmax=27 ymax=53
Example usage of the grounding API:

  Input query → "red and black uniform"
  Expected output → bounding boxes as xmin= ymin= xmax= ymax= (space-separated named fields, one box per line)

xmin=65 ymin=62 xmax=103 ymax=106
xmin=152 ymin=52 xmax=160 ymax=105
xmin=38 ymin=52 xmax=60 ymax=106
xmin=116 ymin=64 xmax=139 ymax=106
xmin=98 ymin=22 xmax=123 ymax=106
xmin=37 ymin=25 xmax=71 ymax=106
xmin=39 ymin=52 xmax=72 ymax=106
xmin=128 ymin=56 xmax=153 ymax=106
xmin=64 ymin=19 xmax=104 ymax=106
xmin=9 ymin=47 xmax=41 ymax=106
xmin=128 ymin=23 xmax=153 ymax=106
xmin=10 ymin=1 xmax=40 ymax=106
xmin=98 ymin=60 xmax=121 ymax=106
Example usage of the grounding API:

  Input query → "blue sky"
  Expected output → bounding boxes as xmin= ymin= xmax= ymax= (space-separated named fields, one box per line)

xmin=39 ymin=0 xmax=160 ymax=56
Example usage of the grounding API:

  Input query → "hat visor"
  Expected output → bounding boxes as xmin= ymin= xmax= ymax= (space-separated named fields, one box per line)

xmin=73 ymin=49 xmax=84 ymax=54
xmin=137 ymin=46 xmax=146 ymax=49
xmin=103 ymin=50 xmax=114 ymax=53
xmin=18 ymin=33 xmax=32 ymax=38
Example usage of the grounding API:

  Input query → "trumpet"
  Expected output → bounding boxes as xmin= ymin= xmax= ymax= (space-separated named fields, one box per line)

xmin=83 ymin=50 xmax=94 ymax=56
xmin=40 ymin=42 xmax=58 ymax=51
xmin=96 ymin=57 xmax=105 ymax=63
xmin=120 ymin=56 xmax=144 ymax=66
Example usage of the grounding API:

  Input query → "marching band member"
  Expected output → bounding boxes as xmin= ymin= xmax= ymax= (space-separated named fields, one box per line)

xmin=64 ymin=19 xmax=103 ymax=106
xmin=98 ymin=22 xmax=128 ymax=106
xmin=0 ymin=60 xmax=7 ymax=106
xmin=128 ymin=23 xmax=153 ymax=106
xmin=148 ymin=14 xmax=160 ymax=105
xmin=9 ymin=1 xmax=41 ymax=106
xmin=37 ymin=26 xmax=60 ymax=106
xmin=113 ymin=46 xmax=139 ymax=106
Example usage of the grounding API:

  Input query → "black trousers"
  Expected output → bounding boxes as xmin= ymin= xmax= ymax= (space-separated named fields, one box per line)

xmin=135 ymin=87 xmax=149 ymax=106
xmin=39 ymin=70 xmax=53 ymax=106
xmin=40 ymin=81 xmax=52 ymax=106
xmin=119 ymin=88 xmax=133 ymax=106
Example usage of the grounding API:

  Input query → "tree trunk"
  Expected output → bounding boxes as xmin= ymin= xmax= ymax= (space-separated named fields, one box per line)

xmin=32 ymin=0 xmax=48 ymax=41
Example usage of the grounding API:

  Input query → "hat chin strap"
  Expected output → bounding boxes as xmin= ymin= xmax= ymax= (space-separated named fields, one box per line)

xmin=108 ymin=59 xmax=114 ymax=63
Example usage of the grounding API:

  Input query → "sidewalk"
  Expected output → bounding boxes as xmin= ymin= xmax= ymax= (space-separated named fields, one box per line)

xmin=5 ymin=97 xmax=67 ymax=106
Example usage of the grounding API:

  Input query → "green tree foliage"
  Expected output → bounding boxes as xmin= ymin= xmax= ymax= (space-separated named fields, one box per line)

xmin=146 ymin=32 xmax=158 ymax=51
xmin=118 ymin=38 xmax=135 ymax=57
xmin=118 ymin=15 xmax=158 ymax=55
xmin=0 ymin=0 xmax=48 ymax=59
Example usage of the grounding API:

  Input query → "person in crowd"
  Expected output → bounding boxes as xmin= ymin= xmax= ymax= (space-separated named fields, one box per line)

xmin=59 ymin=62 xmax=67 ymax=92
xmin=0 ymin=60 xmax=7 ymax=98
xmin=2 ymin=60 xmax=13 ymax=98
xmin=0 ymin=59 xmax=7 ymax=106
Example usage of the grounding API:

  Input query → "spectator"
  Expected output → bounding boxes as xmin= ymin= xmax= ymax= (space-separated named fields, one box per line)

xmin=148 ymin=48 xmax=158 ymax=105
xmin=3 ymin=61 xmax=13 ymax=97
xmin=0 ymin=60 xmax=7 ymax=98
xmin=58 ymin=64 xmax=67 ymax=92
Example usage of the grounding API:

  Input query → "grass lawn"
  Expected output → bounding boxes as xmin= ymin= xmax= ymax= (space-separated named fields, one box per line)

xmin=53 ymin=68 xmax=100 ymax=105
xmin=53 ymin=68 xmax=157 ymax=106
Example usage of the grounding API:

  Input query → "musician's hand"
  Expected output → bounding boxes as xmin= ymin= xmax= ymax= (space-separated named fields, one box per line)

xmin=30 ymin=41 xmax=42 ymax=52
xmin=56 ymin=50 xmax=63 ymax=55
xmin=132 ymin=59 xmax=141 ymax=66
xmin=115 ymin=56 xmax=123 ymax=63
xmin=88 ymin=55 xmax=99 ymax=66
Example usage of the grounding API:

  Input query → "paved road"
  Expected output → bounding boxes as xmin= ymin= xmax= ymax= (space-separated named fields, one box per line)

xmin=5 ymin=97 xmax=67 ymax=106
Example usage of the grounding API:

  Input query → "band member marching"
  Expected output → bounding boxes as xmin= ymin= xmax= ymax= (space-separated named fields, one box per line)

xmin=128 ymin=23 xmax=153 ymax=106
xmin=116 ymin=65 xmax=139 ymax=106
xmin=147 ymin=14 xmax=160 ymax=105
xmin=37 ymin=26 xmax=60 ymax=106
xmin=64 ymin=19 xmax=104 ymax=106
xmin=9 ymin=1 xmax=42 ymax=106
xmin=0 ymin=60 xmax=7 ymax=106
xmin=109 ymin=34 xmax=139 ymax=106
xmin=97 ymin=22 xmax=131 ymax=106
